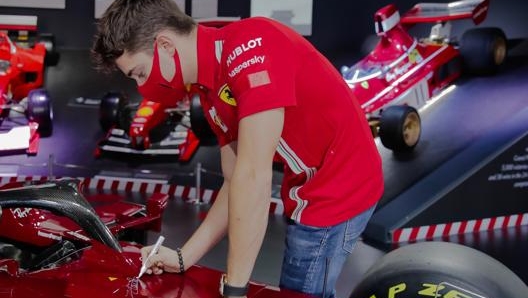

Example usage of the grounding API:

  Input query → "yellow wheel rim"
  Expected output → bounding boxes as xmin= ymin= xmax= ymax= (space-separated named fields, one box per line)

xmin=494 ymin=37 xmax=507 ymax=66
xmin=403 ymin=112 xmax=421 ymax=147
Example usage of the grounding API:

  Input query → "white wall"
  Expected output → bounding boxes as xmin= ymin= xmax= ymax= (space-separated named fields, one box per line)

xmin=0 ymin=0 xmax=65 ymax=9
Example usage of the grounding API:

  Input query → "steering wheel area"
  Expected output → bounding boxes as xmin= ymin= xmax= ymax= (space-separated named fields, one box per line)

xmin=28 ymin=240 xmax=83 ymax=270
xmin=0 ymin=238 xmax=84 ymax=273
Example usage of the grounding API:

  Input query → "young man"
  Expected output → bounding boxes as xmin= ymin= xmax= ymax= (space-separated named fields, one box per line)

xmin=92 ymin=0 xmax=384 ymax=297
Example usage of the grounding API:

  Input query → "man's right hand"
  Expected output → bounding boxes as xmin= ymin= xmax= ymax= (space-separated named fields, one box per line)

xmin=140 ymin=245 xmax=184 ymax=275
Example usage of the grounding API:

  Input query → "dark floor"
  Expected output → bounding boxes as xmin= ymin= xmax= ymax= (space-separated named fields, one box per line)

xmin=1 ymin=40 xmax=528 ymax=297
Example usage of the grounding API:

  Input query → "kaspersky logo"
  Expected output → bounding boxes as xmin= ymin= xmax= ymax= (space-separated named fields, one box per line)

xmin=218 ymin=84 xmax=237 ymax=106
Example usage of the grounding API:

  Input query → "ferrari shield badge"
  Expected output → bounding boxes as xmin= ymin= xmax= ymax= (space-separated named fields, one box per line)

xmin=218 ymin=84 xmax=237 ymax=106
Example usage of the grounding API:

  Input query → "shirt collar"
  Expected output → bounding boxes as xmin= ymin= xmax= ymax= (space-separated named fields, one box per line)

xmin=196 ymin=24 xmax=221 ymax=91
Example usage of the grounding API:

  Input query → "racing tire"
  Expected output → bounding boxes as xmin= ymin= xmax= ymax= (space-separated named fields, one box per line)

xmin=117 ymin=104 xmax=135 ymax=131
xmin=99 ymin=92 xmax=132 ymax=131
xmin=38 ymin=33 xmax=60 ymax=66
xmin=379 ymin=105 xmax=420 ymax=152
xmin=27 ymin=88 xmax=53 ymax=137
xmin=349 ymin=241 xmax=528 ymax=298
xmin=189 ymin=93 xmax=217 ymax=146
xmin=460 ymin=27 xmax=507 ymax=75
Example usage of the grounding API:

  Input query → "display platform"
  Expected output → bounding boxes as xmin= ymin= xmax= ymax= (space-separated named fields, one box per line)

xmin=365 ymin=39 xmax=528 ymax=244
xmin=366 ymin=107 xmax=528 ymax=244
xmin=360 ymin=39 xmax=528 ymax=285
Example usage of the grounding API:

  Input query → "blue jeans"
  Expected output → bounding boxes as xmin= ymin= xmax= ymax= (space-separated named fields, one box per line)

xmin=279 ymin=205 xmax=376 ymax=298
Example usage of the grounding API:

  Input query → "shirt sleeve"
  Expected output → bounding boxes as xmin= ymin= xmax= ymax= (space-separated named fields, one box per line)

xmin=222 ymin=19 xmax=298 ymax=120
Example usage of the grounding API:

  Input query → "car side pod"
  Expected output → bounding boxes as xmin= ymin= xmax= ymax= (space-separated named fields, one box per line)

xmin=146 ymin=192 xmax=169 ymax=232
xmin=0 ymin=259 xmax=18 ymax=277
xmin=349 ymin=241 xmax=528 ymax=298
xmin=178 ymin=129 xmax=200 ymax=162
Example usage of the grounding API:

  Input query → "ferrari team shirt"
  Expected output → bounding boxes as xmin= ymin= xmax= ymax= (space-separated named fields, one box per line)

xmin=196 ymin=17 xmax=384 ymax=227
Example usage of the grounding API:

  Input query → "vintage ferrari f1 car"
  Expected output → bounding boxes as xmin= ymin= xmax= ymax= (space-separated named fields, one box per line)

xmin=0 ymin=179 xmax=526 ymax=297
xmin=341 ymin=0 xmax=507 ymax=152
xmin=96 ymin=92 xmax=202 ymax=162
xmin=0 ymin=15 xmax=57 ymax=155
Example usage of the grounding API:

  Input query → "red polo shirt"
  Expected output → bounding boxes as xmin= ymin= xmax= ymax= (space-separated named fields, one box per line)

xmin=196 ymin=17 xmax=383 ymax=227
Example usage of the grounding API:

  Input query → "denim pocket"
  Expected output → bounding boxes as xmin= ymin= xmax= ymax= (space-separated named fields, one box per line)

xmin=286 ymin=222 xmax=329 ymax=255
xmin=343 ymin=205 xmax=376 ymax=253
xmin=282 ymin=222 xmax=331 ymax=292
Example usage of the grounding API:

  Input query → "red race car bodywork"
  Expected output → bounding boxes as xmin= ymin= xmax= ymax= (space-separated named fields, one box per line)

xmin=0 ymin=179 xmax=168 ymax=247
xmin=341 ymin=0 xmax=506 ymax=152
xmin=0 ymin=15 xmax=54 ymax=155
xmin=96 ymin=95 xmax=201 ymax=162
xmin=0 ymin=179 xmax=313 ymax=298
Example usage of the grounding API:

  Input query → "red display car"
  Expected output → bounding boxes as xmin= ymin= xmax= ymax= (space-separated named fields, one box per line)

xmin=0 ymin=15 xmax=56 ymax=155
xmin=96 ymin=92 xmax=201 ymax=162
xmin=95 ymin=92 xmax=200 ymax=162
xmin=341 ymin=0 xmax=507 ymax=152
xmin=0 ymin=179 xmax=312 ymax=298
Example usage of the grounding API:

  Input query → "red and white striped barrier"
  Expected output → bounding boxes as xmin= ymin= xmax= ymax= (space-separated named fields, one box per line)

xmin=0 ymin=175 xmax=48 ymax=185
xmin=0 ymin=175 xmax=284 ymax=215
xmin=392 ymin=213 xmax=528 ymax=243
xmin=0 ymin=14 xmax=38 ymax=31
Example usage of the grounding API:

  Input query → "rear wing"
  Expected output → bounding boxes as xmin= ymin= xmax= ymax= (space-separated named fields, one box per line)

xmin=401 ymin=0 xmax=489 ymax=25
xmin=0 ymin=15 xmax=38 ymax=44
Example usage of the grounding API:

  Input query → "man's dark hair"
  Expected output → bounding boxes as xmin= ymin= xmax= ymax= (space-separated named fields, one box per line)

xmin=91 ymin=0 xmax=196 ymax=73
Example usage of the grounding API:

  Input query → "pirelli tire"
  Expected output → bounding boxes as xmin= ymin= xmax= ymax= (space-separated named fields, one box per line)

xmin=99 ymin=92 xmax=133 ymax=131
xmin=349 ymin=241 xmax=528 ymax=298
xmin=379 ymin=105 xmax=421 ymax=152
xmin=460 ymin=27 xmax=507 ymax=75
xmin=27 ymin=88 xmax=53 ymax=137
xmin=38 ymin=33 xmax=60 ymax=66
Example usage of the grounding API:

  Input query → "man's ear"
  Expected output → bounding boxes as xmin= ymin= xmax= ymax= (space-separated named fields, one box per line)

xmin=155 ymin=33 xmax=176 ymax=55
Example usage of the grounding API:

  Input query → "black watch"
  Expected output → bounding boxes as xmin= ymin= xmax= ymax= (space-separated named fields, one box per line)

xmin=219 ymin=274 xmax=249 ymax=297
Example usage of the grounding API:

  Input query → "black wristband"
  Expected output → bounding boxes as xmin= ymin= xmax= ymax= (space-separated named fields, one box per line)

xmin=175 ymin=247 xmax=184 ymax=273
xmin=219 ymin=274 xmax=248 ymax=297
